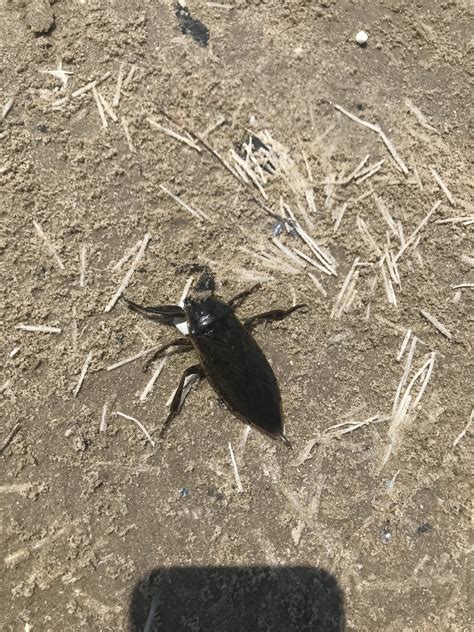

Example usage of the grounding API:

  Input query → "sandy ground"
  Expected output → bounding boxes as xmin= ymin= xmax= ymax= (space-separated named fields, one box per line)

xmin=1 ymin=1 xmax=473 ymax=630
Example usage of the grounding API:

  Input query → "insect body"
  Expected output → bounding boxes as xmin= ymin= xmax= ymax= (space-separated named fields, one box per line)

xmin=125 ymin=270 xmax=304 ymax=446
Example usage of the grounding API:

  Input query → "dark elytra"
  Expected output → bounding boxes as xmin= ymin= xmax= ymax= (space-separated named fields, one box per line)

xmin=124 ymin=269 xmax=305 ymax=446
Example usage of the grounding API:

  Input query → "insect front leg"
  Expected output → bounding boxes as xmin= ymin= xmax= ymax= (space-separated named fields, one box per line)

xmin=124 ymin=298 xmax=185 ymax=326
xmin=244 ymin=304 xmax=306 ymax=330
xmin=159 ymin=364 xmax=205 ymax=438
xmin=228 ymin=283 xmax=261 ymax=309
xmin=143 ymin=338 xmax=193 ymax=372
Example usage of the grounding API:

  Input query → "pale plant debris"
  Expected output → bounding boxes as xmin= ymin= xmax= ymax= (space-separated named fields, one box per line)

xmin=373 ymin=193 xmax=400 ymax=239
xmin=435 ymin=216 xmax=473 ymax=226
xmin=282 ymin=203 xmax=337 ymax=276
xmin=112 ymin=62 xmax=125 ymax=107
xmin=355 ymin=158 xmax=385 ymax=184
xmin=333 ymin=203 xmax=348 ymax=234
xmin=206 ymin=2 xmax=234 ymax=8
xmin=0 ymin=422 xmax=21 ymax=454
xmin=73 ymin=351 xmax=93 ymax=397
xmin=114 ymin=411 xmax=156 ymax=447
xmin=106 ymin=345 xmax=159 ymax=371
xmin=121 ymin=116 xmax=135 ymax=153
xmin=135 ymin=325 xmax=153 ymax=345
xmin=72 ymin=306 xmax=78 ymax=352
xmin=0 ymin=130 xmax=9 ymax=140
xmin=380 ymin=255 xmax=398 ymax=306
xmin=331 ymin=257 xmax=360 ymax=318
xmin=430 ymin=167 xmax=455 ymax=206
xmin=452 ymin=290 xmax=462 ymax=303
xmin=397 ymin=328 xmax=412 ymax=362
xmin=9 ymin=347 xmax=21 ymax=358
xmin=100 ymin=403 xmax=108 ymax=432
xmin=92 ymin=86 xmax=108 ymax=129
xmin=294 ymin=247 xmax=331 ymax=276
xmin=2 ymin=98 xmax=14 ymax=121
xmin=411 ymin=161 xmax=423 ymax=190
xmin=79 ymin=244 xmax=87 ymax=288
xmin=123 ymin=65 xmax=136 ymax=88
xmin=112 ymin=239 xmax=141 ymax=271
xmin=16 ymin=324 xmax=62 ymax=334
xmin=383 ymin=335 xmax=436 ymax=468
xmin=335 ymin=104 xmax=409 ymax=175
xmin=404 ymin=98 xmax=438 ymax=133
xmin=323 ymin=414 xmax=389 ymax=439
xmin=228 ymin=441 xmax=244 ymax=493
xmin=139 ymin=357 xmax=168 ymax=402
xmin=160 ymin=184 xmax=211 ymax=222
xmin=395 ymin=200 xmax=441 ymax=262
xmin=33 ymin=220 xmax=65 ymax=270
xmin=147 ymin=117 xmax=201 ymax=152
xmin=420 ymin=309 xmax=453 ymax=339
xmin=271 ymin=238 xmax=307 ymax=269
xmin=460 ymin=254 xmax=474 ymax=266
xmin=230 ymin=148 xmax=268 ymax=199
xmin=104 ymin=232 xmax=151 ymax=312
xmin=98 ymin=92 xmax=118 ymax=123
xmin=452 ymin=410 xmax=473 ymax=448
xmin=200 ymin=115 xmax=226 ymax=139
xmin=71 ymin=71 xmax=111 ymax=97
xmin=40 ymin=59 xmax=73 ymax=89
xmin=179 ymin=276 xmax=194 ymax=307
xmin=451 ymin=283 xmax=474 ymax=289
xmin=239 ymin=245 xmax=301 ymax=275
xmin=357 ymin=215 xmax=382 ymax=256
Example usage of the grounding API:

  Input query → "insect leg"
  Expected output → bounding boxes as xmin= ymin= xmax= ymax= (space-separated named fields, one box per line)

xmin=228 ymin=283 xmax=261 ymax=309
xmin=159 ymin=364 xmax=204 ymax=438
xmin=244 ymin=304 xmax=306 ymax=330
xmin=142 ymin=338 xmax=193 ymax=372
xmin=124 ymin=298 xmax=185 ymax=326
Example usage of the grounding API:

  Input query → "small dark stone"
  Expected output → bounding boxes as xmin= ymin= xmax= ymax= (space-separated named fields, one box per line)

xmin=417 ymin=522 xmax=433 ymax=535
xmin=37 ymin=124 xmax=49 ymax=133
xmin=176 ymin=3 xmax=209 ymax=47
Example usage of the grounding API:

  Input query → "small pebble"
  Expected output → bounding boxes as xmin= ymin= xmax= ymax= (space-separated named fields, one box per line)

xmin=178 ymin=487 xmax=189 ymax=498
xmin=380 ymin=523 xmax=392 ymax=544
xmin=417 ymin=522 xmax=433 ymax=535
xmin=356 ymin=31 xmax=368 ymax=46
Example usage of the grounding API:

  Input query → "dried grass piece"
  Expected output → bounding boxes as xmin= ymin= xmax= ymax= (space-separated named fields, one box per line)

xmin=228 ymin=442 xmax=244 ymax=493
xmin=114 ymin=411 xmax=156 ymax=447
xmin=92 ymin=86 xmax=108 ymax=129
xmin=395 ymin=201 xmax=441 ymax=261
xmin=100 ymin=404 xmax=108 ymax=432
xmin=452 ymin=410 xmax=473 ymax=448
xmin=73 ymin=351 xmax=93 ymax=397
xmin=33 ymin=220 xmax=65 ymax=270
xmin=147 ymin=117 xmax=201 ymax=152
xmin=405 ymin=99 xmax=438 ymax=133
xmin=1 ymin=98 xmax=14 ymax=121
xmin=112 ymin=62 xmax=125 ymax=107
xmin=331 ymin=258 xmax=359 ymax=318
xmin=160 ymin=185 xmax=210 ymax=222
xmin=71 ymin=72 xmax=111 ymax=97
xmin=79 ymin=244 xmax=87 ymax=288
xmin=98 ymin=92 xmax=118 ymax=123
xmin=121 ymin=116 xmax=135 ymax=153
xmin=335 ymin=104 xmax=409 ymax=174
xmin=16 ymin=324 xmax=61 ymax=334
xmin=104 ymin=233 xmax=151 ymax=312
xmin=430 ymin=167 xmax=455 ymax=206
xmin=139 ymin=358 xmax=168 ymax=402
xmin=420 ymin=309 xmax=453 ymax=339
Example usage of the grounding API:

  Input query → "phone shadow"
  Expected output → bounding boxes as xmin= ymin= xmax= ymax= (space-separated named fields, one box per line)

xmin=128 ymin=565 xmax=345 ymax=631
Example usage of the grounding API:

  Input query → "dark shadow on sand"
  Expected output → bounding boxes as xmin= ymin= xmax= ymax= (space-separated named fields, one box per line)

xmin=128 ymin=565 xmax=345 ymax=631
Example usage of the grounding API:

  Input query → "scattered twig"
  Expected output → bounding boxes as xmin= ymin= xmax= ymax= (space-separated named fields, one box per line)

xmin=435 ymin=216 xmax=473 ymax=226
xmin=1 ymin=98 xmax=14 ymax=121
xmin=98 ymin=92 xmax=118 ymax=123
xmin=404 ymin=99 xmax=438 ymax=133
xmin=147 ymin=117 xmax=201 ymax=152
xmin=123 ymin=65 xmax=136 ymax=88
xmin=92 ymin=86 xmax=108 ymax=129
xmin=452 ymin=410 xmax=473 ymax=448
xmin=397 ymin=329 xmax=412 ymax=362
xmin=73 ymin=351 xmax=93 ymax=397
xmin=228 ymin=441 xmax=244 ymax=492
xmin=395 ymin=201 xmax=441 ymax=261
xmin=160 ymin=185 xmax=210 ymax=222
xmin=71 ymin=72 xmax=111 ymax=98
xmin=451 ymin=283 xmax=473 ymax=289
xmin=16 ymin=324 xmax=61 ymax=334
xmin=9 ymin=347 xmax=21 ymax=358
xmin=33 ymin=220 xmax=65 ymax=270
xmin=112 ymin=62 xmax=125 ymax=107
xmin=121 ymin=116 xmax=135 ymax=153
xmin=430 ymin=167 xmax=455 ymax=206
xmin=106 ymin=345 xmax=159 ymax=371
xmin=114 ymin=411 xmax=156 ymax=447
xmin=0 ymin=422 xmax=21 ymax=454
xmin=335 ymin=104 xmax=409 ymax=175
xmin=104 ymin=233 xmax=151 ymax=312
xmin=420 ymin=309 xmax=452 ymax=339
xmin=79 ymin=244 xmax=87 ymax=288
xmin=100 ymin=403 xmax=108 ymax=432
xmin=139 ymin=358 xmax=168 ymax=402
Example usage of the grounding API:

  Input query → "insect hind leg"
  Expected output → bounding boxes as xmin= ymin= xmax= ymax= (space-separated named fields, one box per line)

xmin=124 ymin=298 xmax=185 ymax=326
xmin=142 ymin=338 xmax=193 ymax=372
xmin=228 ymin=283 xmax=261 ymax=309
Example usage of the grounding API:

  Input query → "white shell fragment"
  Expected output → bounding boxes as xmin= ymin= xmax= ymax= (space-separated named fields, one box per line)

xmin=356 ymin=31 xmax=368 ymax=45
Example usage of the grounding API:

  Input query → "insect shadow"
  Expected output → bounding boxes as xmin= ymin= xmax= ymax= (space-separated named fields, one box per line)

xmin=128 ymin=565 xmax=346 ymax=632
xmin=124 ymin=267 xmax=305 ymax=446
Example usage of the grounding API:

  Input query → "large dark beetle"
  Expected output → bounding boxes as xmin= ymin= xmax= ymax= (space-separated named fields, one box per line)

xmin=124 ymin=268 xmax=304 ymax=446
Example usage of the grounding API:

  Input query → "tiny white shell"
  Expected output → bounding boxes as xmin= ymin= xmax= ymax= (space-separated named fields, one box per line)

xmin=356 ymin=30 xmax=368 ymax=45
